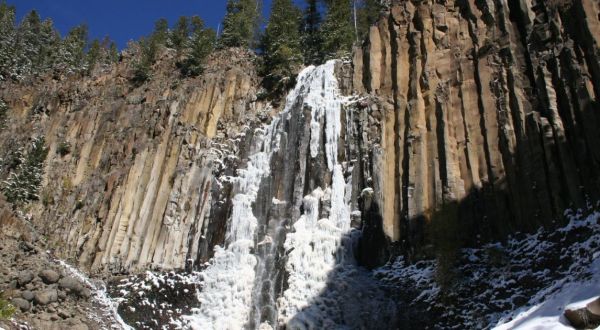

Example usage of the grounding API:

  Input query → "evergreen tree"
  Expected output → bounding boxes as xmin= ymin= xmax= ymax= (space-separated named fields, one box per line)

xmin=260 ymin=0 xmax=302 ymax=96
xmin=86 ymin=39 xmax=101 ymax=73
xmin=0 ymin=1 xmax=17 ymax=80
xmin=0 ymin=99 xmax=7 ymax=129
xmin=131 ymin=36 xmax=158 ymax=86
xmin=170 ymin=16 xmax=190 ymax=56
xmin=37 ymin=18 xmax=60 ymax=72
xmin=179 ymin=16 xmax=216 ymax=77
xmin=302 ymin=0 xmax=324 ymax=65
xmin=219 ymin=0 xmax=261 ymax=48
xmin=57 ymin=25 xmax=89 ymax=74
xmin=356 ymin=0 xmax=383 ymax=39
xmin=2 ymin=136 xmax=48 ymax=206
xmin=152 ymin=18 xmax=169 ymax=46
xmin=108 ymin=41 xmax=119 ymax=63
xmin=14 ymin=10 xmax=43 ymax=77
xmin=321 ymin=0 xmax=355 ymax=59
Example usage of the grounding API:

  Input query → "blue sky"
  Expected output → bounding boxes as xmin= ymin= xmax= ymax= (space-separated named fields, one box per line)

xmin=10 ymin=0 xmax=304 ymax=49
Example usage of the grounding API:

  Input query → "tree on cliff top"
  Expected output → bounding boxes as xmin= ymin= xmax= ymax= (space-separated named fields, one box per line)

xmin=179 ymin=16 xmax=216 ymax=77
xmin=55 ymin=24 xmax=89 ymax=74
xmin=260 ymin=0 xmax=302 ymax=97
xmin=356 ymin=0 xmax=384 ymax=39
xmin=170 ymin=16 xmax=190 ymax=57
xmin=322 ymin=0 xmax=355 ymax=59
xmin=219 ymin=0 xmax=261 ymax=48
xmin=302 ymin=0 xmax=325 ymax=65
xmin=0 ymin=2 xmax=17 ymax=80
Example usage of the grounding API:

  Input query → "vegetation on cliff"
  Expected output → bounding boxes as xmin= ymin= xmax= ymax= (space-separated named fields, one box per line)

xmin=0 ymin=0 xmax=385 ymax=97
xmin=0 ymin=2 xmax=117 ymax=81
xmin=1 ymin=136 xmax=48 ymax=206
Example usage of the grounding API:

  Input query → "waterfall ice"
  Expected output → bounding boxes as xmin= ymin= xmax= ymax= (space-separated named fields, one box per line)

xmin=184 ymin=60 xmax=360 ymax=329
xmin=276 ymin=61 xmax=355 ymax=325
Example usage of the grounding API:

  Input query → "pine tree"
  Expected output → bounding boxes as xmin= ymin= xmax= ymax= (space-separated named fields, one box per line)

xmin=260 ymin=0 xmax=302 ymax=97
xmin=131 ymin=36 xmax=158 ymax=86
xmin=170 ymin=16 xmax=190 ymax=56
xmin=86 ymin=39 xmax=101 ymax=73
xmin=37 ymin=18 xmax=60 ymax=73
xmin=302 ymin=0 xmax=324 ymax=65
xmin=322 ymin=0 xmax=355 ymax=59
xmin=0 ymin=98 xmax=7 ymax=129
xmin=152 ymin=18 xmax=169 ymax=46
xmin=108 ymin=41 xmax=119 ymax=63
xmin=57 ymin=25 xmax=89 ymax=74
xmin=179 ymin=16 xmax=216 ymax=77
xmin=14 ymin=10 xmax=43 ymax=77
xmin=219 ymin=0 xmax=261 ymax=49
xmin=2 ymin=136 xmax=48 ymax=205
xmin=0 ymin=1 xmax=17 ymax=80
xmin=356 ymin=0 xmax=383 ymax=39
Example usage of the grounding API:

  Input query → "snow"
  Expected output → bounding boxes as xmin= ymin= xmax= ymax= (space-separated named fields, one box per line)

xmin=374 ymin=210 xmax=600 ymax=329
xmin=492 ymin=212 xmax=600 ymax=330
xmin=493 ymin=258 xmax=600 ymax=329
xmin=55 ymin=260 xmax=132 ymax=330
xmin=278 ymin=60 xmax=358 ymax=325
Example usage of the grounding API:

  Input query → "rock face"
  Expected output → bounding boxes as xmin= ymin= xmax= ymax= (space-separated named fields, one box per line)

xmin=1 ymin=4 xmax=599 ymax=327
xmin=0 ymin=48 xmax=264 ymax=273
xmin=352 ymin=0 xmax=600 ymax=254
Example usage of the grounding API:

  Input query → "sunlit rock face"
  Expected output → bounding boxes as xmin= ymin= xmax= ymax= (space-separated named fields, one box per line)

xmin=2 ymin=1 xmax=600 ymax=329
xmin=0 ymin=48 xmax=265 ymax=273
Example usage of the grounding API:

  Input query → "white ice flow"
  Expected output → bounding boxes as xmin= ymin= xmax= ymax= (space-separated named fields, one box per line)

xmin=277 ymin=60 xmax=355 ymax=325
xmin=184 ymin=62 xmax=343 ymax=330
xmin=56 ymin=260 xmax=132 ymax=330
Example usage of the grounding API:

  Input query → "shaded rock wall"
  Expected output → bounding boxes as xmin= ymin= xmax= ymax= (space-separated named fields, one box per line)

xmin=353 ymin=0 xmax=600 ymax=252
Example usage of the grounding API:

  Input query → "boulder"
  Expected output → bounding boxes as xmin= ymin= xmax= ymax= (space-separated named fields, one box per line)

xmin=58 ymin=277 xmax=83 ymax=292
xmin=34 ymin=289 xmax=58 ymax=305
xmin=21 ymin=290 xmax=34 ymax=301
xmin=38 ymin=270 xmax=60 ymax=284
xmin=11 ymin=297 xmax=30 ymax=312
xmin=77 ymin=287 xmax=92 ymax=299
xmin=17 ymin=271 xmax=34 ymax=286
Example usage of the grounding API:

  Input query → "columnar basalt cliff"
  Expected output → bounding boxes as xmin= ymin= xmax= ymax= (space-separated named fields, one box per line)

xmin=353 ymin=0 xmax=600 ymax=255
xmin=1 ymin=1 xmax=600 ymax=329
xmin=0 ymin=48 xmax=266 ymax=274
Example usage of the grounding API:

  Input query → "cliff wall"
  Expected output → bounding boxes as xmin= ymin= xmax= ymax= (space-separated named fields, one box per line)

xmin=0 ymin=48 xmax=266 ymax=273
xmin=1 ymin=0 xmax=600 ymax=275
xmin=353 ymin=0 xmax=600 ymax=253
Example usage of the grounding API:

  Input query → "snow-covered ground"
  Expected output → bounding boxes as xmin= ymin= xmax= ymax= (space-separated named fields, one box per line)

xmin=493 ymin=214 xmax=600 ymax=330
xmin=375 ymin=209 xmax=600 ymax=329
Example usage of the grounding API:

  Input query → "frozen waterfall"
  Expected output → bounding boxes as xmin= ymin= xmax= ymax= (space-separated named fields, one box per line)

xmin=184 ymin=61 xmax=367 ymax=329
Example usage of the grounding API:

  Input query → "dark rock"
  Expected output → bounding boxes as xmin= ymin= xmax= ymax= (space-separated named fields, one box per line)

xmin=77 ymin=288 xmax=92 ymax=299
xmin=11 ymin=297 xmax=30 ymax=312
xmin=38 ymin=270 xmax=60 ymax=284
xmin=17 ymin=271 xmax=34 ymax=286
xmin=58 ymin=277 xmax=83 ymax=292
xmin=21 ymin=290 xmax=34 ymax=301
xmin=34 ymin=289 xmax=58 ymax=305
